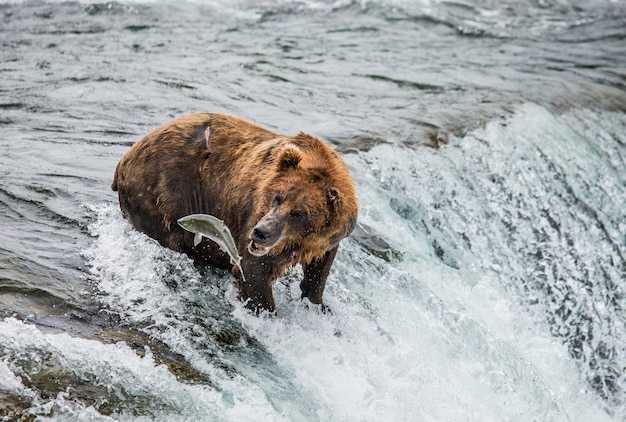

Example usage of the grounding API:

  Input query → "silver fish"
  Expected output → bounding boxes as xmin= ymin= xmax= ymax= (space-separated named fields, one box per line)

xmin=177 ymin=214 xmax=245 ymax=281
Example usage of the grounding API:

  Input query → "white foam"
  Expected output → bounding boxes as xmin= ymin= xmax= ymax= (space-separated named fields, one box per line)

xmin=83 ymin=203 xmax=293 ymax=420
xmin=0 ymin=317 xmax=227 ymax=421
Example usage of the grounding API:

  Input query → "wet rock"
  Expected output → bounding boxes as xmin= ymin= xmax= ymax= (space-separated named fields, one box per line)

xmin=350 ymin=222 xmax=403 ymax=262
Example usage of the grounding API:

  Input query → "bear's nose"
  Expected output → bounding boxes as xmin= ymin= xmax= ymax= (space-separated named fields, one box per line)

xmin=252 ymin=225 xmax=271 ymax=243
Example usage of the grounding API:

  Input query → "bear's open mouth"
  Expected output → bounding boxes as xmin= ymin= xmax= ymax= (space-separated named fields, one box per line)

xmin=248 ymin=240 xmax=270 ymax=257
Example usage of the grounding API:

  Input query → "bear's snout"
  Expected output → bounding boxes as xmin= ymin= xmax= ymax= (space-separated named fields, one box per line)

xmin=248 ymin=209 xmax=285 ymax=256
xmin=248 ymin=224 xmax=274 ymax=256
xmin=252 ymin=225 xmax=271 ymax=243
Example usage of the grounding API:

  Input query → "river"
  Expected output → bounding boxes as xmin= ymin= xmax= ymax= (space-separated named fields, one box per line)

xmin=0 ymin=0 xmax=625 ymax=420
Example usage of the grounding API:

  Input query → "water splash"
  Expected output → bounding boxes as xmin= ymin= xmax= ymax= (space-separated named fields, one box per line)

xmin=0 ymin=317 xmax=227 ymax=420
xmin=349 ymin=103 xmax=625 ymax=417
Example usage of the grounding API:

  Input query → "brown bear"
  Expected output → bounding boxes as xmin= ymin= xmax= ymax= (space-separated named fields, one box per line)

xmin=112 ymin=113 xmax=358 ymax=313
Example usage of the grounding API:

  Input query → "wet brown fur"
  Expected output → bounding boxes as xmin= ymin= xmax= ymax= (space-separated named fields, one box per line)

xmin=112 ymin=113 xmax=358 ymax=313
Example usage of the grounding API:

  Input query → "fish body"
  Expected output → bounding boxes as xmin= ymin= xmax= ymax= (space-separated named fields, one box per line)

xmin=177 ymin=214 xmax=245 ymax=281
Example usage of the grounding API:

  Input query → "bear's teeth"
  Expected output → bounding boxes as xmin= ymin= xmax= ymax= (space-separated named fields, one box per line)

xmin=248 ymin=240 xmax=270 ymax=256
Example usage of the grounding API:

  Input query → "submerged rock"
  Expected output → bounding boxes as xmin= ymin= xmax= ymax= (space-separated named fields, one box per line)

xmin=350 ymin=222 xmax=403 ymax=262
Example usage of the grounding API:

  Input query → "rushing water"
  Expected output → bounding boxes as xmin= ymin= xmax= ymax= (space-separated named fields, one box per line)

xmin=1 ymin=0 xmax=625 ymax=420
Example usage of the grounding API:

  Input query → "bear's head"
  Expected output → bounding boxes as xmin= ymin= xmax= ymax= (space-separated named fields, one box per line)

xmin=248 ymin=137 xmax=357 ymax=259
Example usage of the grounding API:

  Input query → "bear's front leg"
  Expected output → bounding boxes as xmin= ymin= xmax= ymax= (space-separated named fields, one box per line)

xmin=301 ymin=246 xmax=338 ymax=308
xmin=234 ymin=255 xmax=277 ymax=314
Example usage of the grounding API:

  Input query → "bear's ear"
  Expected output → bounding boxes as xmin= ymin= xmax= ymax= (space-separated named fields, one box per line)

xmin=277 ymin=146 xmax=302 ymax=172
xmin=327 ymin=187 xmax=341 ymax=207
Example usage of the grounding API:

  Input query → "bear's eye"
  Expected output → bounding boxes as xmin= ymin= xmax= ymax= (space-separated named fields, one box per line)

xmin=289 ymin=210 xmax=306 ymax=221
xmin=271 ymin=194 xmax=283 ymax=208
